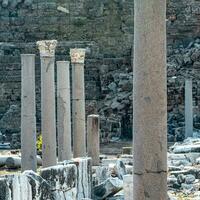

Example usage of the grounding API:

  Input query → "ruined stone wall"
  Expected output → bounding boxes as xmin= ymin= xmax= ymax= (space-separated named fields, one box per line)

xmin=0 ymin=157 xmax=92 ymax=200
xmin=0 ymin=0 xmax=200 ymax=141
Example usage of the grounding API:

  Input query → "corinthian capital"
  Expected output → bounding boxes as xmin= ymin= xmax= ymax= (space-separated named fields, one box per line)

xmin=37 ymin=40 xmax=57 ymax=57
xmin=70 ymin=48 xmax=86 ymax=64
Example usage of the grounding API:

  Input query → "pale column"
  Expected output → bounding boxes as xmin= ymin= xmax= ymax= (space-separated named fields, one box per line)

xmin=37 ymin=40 xmax=57 ymax=167
xmin=185 ymin=79 xmax=193 ymax=138
xmin=87 ymin=115 xmax=100 ymax=166
xmin=133 ymin=0 xmax=167 ymax=199
xmin=21 ymin=54 xmax=37 ymax=172
xmin=57 ymin=61 xmax=72 ymax=161
xmin=70 ymin=48 xmax=86 ymax=158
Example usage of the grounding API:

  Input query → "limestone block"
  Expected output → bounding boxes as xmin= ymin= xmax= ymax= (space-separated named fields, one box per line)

xmin=0 ymin=174 xmax=32 ymax=200
xmin=40 ymin=164 xmax=77 ymax=199
xmin=2 ymin=0 xmax=8 ymax=8
xmin=123 ymin=175 xmax=133 ymax=200
xmin=101 ymin=158 xmax=117 ymax=166
xmin=23 ymin=170 xmax=53 ymax=200
xmin=0 ymin=177 xmax=11 ymax=200
xmin=172 ymin=145 xmax=200 ymax=153
xmin=92 ymin=177 xmax=123 ymax=200
xmin=73 ymin=157 xmax=92 ymax=199
xmin=95 ymin=166 xmax=110 ymax=185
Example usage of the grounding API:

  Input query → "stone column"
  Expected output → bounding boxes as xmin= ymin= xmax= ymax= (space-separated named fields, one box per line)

xmin=185 ymin=79 xmax=193 ymax=138
xmin=133 ymin=0 xmax=167 ymax=199
xmin=87 ymin=115 xmax=100 ymax=166
xmin=37 ymin=40 xmax=57 ymax=167
xmin=21 ymin=54 xmax=37 ymax=172
xmin=70 ymin=48 xmax=86 ymax=158
xmin=57 ymin=61 xmax=72 ymax=161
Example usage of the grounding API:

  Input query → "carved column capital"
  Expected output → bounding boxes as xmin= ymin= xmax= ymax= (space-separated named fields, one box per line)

xmin=70 ymin=48 xmax=86 ymax=64
xmin=37 ymin=40 xmax=57 ymax=57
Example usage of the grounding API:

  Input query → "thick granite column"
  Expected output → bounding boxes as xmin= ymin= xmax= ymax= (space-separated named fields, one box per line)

xmin=87 ymin=115 xmax=100 ymax=166
xmin=185 ymin=79 xmax=193 ymax=138
xmin=133 ymin=0 xmax=167 ymax=199
xmin=57 ymin=61 xmax=72 ymax=161
xmin=21 ymin=54 xmax=37 ymax=172
xmin=37 ymin=40 xmax=57 ymax=167
xmin=70 ymin=48 xmax=86 ymax=158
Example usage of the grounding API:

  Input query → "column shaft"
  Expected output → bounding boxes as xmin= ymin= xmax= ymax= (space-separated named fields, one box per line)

xmin=41 ymin=57 xmax=57 ymax=167
xmin=185 ymin=79 xmax=193 ymax=138
xmin=21 ymin=54 xmax=37 ymax=172
xmin=133 ymin=0 xmax=167 ymax=199
xmin=37 ymin=40 xmax=57 ymax=167
xmin=87 ymin=115 xmax=100 ymax=166
xmin=57 ymin=61 xmax=72 ymax=161
xmin=70 ymin=49 xmax=86 ymax=158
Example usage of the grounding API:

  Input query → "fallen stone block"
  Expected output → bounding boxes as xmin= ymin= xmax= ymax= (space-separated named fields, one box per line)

xmin=5 ymin=156 xmax=42 ymax=169
xmin=40 ymin=164 xmax=77 ymax=200
xmin=172 ymin=144 xmax=200 ymax=153
xmin=73 ymin=157 xmax=92 ymax=199
xmin=92 ymin=177 xmax=123 ymax=200
xmin=113 ymin=160 xmax=126 ymax=179
xmin=170 ymin=167 xmax=200 ymax=179
xmin=0 ymin=174 xmax=32 ymax=200
xmin=23 ymin=170 xmax=53 ymax=200
xmin=101 ymin=158 xmax=118 ymax=166
xmin=95 ymin=166 xmax=110 ymax=185
xmin=123 ymin=175 xmax=133 ymax=200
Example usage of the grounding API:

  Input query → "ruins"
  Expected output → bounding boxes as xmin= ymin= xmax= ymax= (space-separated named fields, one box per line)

xmin=0 ymin=0 xmax=200 ymax=200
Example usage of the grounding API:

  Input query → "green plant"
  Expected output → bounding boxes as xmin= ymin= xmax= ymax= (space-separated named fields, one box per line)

xmin=37 ymin=134 xmax=42 ymax=152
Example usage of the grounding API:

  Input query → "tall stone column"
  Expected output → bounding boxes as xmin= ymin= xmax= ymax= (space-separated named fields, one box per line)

xmin=21 ymin=54 xmax=37 ymax=172
xmin=37 ymin=40 xmax=57 ymax=167
xmin=70 ymin=48 xmax=86 ymax=158
xmin=57 ymin=61 xmax=72 ymax=161
xmin=133 ymin=0 xmax=167 ymax=199
xmin=185 ymin=79 xmax=193 ymax=138
xmin=87 ymin=115 xmax=100 ymax=166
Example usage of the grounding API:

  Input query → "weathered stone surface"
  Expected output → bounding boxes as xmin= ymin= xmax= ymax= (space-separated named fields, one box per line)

xmin=172 ymin=144 xmax=200 ymax=153
xmin=87 ymin=114 xmax=100 ymax=166
xmin=20 ymin=54 xmax=37 ymax=172
xmin=0 ymin=174 xmax=32 ymax=200
xmin=56 ymin=61 xmax=72 ymax=161
xmin=23 ymin=170 xmax=53 ymax=200
xmin=0 ymin=105 xmax=20 ymax=135
xmin=92 ymin=177 xmax=123 ymax=200
xmin=72 ymin=157 xmax=92 ymax=199
xmin=40 ymin=164 xmax=77 ymax=199
xmin=133 ymin=0 xmax=167 ymax=199
xmin=123 ymin=175 xmax=133 ymax=200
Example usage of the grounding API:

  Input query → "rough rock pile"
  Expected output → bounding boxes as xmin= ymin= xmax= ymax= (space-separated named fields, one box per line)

xmin=98 ymin=69 xmax=133 ymax=141
xmin=168 ymin=137 xmax=200 ymax=199
xmin=98 ymin=39 xmax=200 ymax=142
xmin=167 ymin=39 xmax=200 ymax=142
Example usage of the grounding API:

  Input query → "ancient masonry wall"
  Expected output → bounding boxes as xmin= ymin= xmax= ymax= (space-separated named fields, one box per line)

xmin=0 ymin=0 xmax=200 ymax=141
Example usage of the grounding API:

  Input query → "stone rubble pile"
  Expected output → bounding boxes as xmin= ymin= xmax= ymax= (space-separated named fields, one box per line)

xmin=98 ymin=70 xmax=133 ymax=141
xmin=3 ymin=119 xmax=200 ymax=199
xmin=168 ymin=138 xmax=200 ymax=199
xmin=0 ymin=0 xmax=33 ymax=9
xmin=167 ymin=39 xmax=200 ymax=142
